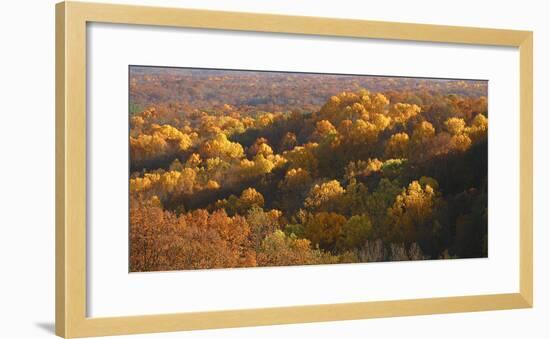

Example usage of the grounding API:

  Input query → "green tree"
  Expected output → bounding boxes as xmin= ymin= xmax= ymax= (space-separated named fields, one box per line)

xmin=337 ymin=215 xmax=373 ymax=250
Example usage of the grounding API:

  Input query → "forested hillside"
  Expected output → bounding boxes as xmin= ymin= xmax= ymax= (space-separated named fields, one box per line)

xmin=129 ymin=67 xmax=488 ymax=272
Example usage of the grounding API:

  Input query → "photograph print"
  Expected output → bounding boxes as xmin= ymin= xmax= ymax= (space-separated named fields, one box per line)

xmin=129 ymin=66 xmax=488 ymax=272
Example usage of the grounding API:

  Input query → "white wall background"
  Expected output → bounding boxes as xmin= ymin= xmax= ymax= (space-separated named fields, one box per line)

xmin=0 ymin=0 xmax=547 ymax=338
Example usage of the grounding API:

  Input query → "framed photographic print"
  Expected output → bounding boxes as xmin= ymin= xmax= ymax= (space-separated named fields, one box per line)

xmin=56 ymin=1 xmax=533 ymax=338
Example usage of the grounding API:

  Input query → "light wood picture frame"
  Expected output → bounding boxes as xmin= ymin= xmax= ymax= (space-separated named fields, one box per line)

xmin=55 ymin=1 xmax=533 ymax=337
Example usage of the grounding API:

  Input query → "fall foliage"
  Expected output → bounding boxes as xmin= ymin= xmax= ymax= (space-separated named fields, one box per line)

xmin=129 ymin=66 xmax=488 ymax=271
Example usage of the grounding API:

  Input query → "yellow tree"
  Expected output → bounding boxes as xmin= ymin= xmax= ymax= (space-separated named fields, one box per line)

xmin=185 ymin=153 xmax=202 ymax=168
xmin=412 ymin=121 xmax=436 ymax=144
xmin=410 ymin=121 xmax=436 ymax=159
xmin=240 ymin=187 xmax=265 ymax=209
xmin=255 ymin=112 xmax=275 ymax=128
xmin=304 ymin=180 xmax=345 ymax=211
xmin=369 ymin=92 xmax=390 ymax=112
xmin=389 ymin=103 xmax=420 ymax=125
xmin=444 ymin=117 xmax=466 ymax=135
xmin=450 ymin=134 xmax=472 ymax=152
xmin=312 ymin=119 xmax=338 ymax=142
xmin=283 ymin=142 xmax=319 ymax=175
xmin=215 ymin=187 xmax=265 ymax=215
xmin=200 ymin=133 xmax=244 ymax=160
xmin=388 ymin=180 xmax=439 ymax=243
xmin=372 ymin=113 xmax=391 ymax=131
xmin=130 ymin=134 xmax=167 ymax=162
xmin=248 ymin=138 xmax=274 ymax=157
xmin=385 ymin=132 xmax=410 ymax=158
xmin=257 ymin=230 xmax=335 ymax=266
xmin=347 ymin=119 xmax=379 ymax=146
xmin=465 ymin=113 xmax=488 ymax=143
xmin=280 ymin=168 xmax=312 ymax=189
xmin=344 ymin=158 xmax=383 ymax=179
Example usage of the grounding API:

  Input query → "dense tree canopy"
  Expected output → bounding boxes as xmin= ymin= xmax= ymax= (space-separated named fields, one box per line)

xmin=129 ymin=68 xmax=488 ymax=271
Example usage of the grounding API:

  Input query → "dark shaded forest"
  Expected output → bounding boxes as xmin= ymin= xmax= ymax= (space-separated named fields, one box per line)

xmin=129 ymin=67 xmax=488 ymax=272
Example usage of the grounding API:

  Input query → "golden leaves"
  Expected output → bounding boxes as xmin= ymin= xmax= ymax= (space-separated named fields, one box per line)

xmin=200 ymin=133 xmax=244 ymax=160
xmin=304 ymin=180 xmax=345 ymax=210
xmin=385 ymin=132 xmax=410 ymax=158
xmin=389 ymin=103 xmax=420 ymax=125
xmin=444 ymin=117 xmax=466 ymax=135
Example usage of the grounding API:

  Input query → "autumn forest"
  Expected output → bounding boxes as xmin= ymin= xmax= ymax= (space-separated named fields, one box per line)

xmin=129 ymin=67 xmax=488 ymax=272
